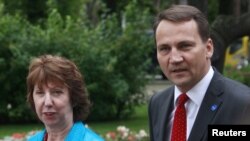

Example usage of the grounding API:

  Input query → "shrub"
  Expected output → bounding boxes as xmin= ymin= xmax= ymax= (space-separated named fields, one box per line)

xmin=0 ymin=1 xmax=153 ymax=122
xmin=223 ymin=65 xmax=250 ymax=86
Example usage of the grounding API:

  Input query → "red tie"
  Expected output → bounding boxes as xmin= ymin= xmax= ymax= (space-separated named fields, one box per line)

xmin=171 ymin=93 xmax=189 ymax=141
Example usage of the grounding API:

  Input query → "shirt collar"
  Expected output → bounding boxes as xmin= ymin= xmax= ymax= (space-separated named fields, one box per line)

xmin=174 ymin=66 xmax=214 ymax=106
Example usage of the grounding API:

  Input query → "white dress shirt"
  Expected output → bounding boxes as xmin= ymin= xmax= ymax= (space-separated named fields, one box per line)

xmin=168 ymin=66 xmax=214 ymax=140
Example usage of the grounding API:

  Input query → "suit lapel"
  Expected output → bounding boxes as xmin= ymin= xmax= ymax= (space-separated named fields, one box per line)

xmin=188 ymin=71 xmax=224 ymax=141
xmin=159 ymin=87 xmax=174 ymax=141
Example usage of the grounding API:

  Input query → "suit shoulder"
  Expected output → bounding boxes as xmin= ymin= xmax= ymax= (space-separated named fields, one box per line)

xmin=148 ymin=86 xmax=174 ymax=110
xmin=150 ymin=87 xmax=173 ymax=102
xmin=221 ymin=77 xmax=250 ymax=103
xmin=223 ymin=77 xmax=250 ymax=93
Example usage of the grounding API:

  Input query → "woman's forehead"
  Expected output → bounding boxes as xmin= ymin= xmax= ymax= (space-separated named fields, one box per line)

xmin=35 ymin=79 xmax=65 ymax=89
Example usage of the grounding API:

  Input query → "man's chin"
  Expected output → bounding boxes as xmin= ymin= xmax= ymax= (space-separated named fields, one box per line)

xmin=172 ymin=79 xmax=191 ymax=90
xmin=171 ymin=77 xmax=189 ymax=85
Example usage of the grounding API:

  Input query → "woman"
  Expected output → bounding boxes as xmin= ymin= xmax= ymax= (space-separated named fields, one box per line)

xmin=27 ymin=55 xmax=104 ymax=141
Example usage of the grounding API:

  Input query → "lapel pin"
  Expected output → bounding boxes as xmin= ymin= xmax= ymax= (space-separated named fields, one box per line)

xmin=210 ymin=104 xmax=218 ymax=111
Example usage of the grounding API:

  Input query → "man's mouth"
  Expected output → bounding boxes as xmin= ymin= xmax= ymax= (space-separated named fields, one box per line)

xmin=172 ymin=68 xmax=186 ymax=73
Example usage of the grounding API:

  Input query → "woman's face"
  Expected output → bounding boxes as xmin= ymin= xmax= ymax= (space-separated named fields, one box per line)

xmin=33 ymin=82 xmax=73 ymax=129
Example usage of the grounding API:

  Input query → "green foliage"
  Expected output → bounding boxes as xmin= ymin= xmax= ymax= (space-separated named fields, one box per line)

xmin=240 ymin=65 xmax=250 ymax=86
xmin=0 ymin=1 xmax=153 ymax=122
xmin=223 ymin=65 xmax=250 ymax=86
xmin=0 ymin=6 xmax=34 ymax=122
xmin=0 ymin=0 xmax=47 ymax=24
xmin=208 ymin=0 xmax=219 ymax=23
xmin=46 ymin=0 xmax=87 ymax=19
xmin=0 ymin=0 xmax=86 ymax=24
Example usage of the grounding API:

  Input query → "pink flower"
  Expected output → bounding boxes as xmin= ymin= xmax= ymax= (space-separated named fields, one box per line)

xmin=127 ymin=135 xmax=136 ymax=141
xmin=104 ymin=126 xmax=149 ymax=141
xmin=11 ymin=133 xmax=25 ymax=139
xmin=106 ymin=131 xmax=116 ymax=140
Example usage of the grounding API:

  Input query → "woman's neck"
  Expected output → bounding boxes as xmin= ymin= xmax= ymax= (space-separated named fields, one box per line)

xmin=46 ymin=122 xmax=73 ymax=141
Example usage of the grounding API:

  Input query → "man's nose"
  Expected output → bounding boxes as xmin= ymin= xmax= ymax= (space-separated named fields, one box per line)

xmin=169 ymin=50 xmax=183 ymax=63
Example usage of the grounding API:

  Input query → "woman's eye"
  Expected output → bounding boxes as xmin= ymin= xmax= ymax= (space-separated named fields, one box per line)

xmin=35 ymin=91 xmax=44 ymax=95
xmin=52 ymin=90 xmax=63 ymax=95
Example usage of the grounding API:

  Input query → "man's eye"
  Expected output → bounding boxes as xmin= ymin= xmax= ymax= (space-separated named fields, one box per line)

xmin=158 ymin=45 xmax=168 ymax=51
xmin=158 ymin=46 xmax=171 ymax=55
xmin=160 ymin=47 xmax=167 ymax=51
xmin=185 ymin=44 xmax=191 ymax=47
xmin=179 ymin=43 xmax=193 ymax=49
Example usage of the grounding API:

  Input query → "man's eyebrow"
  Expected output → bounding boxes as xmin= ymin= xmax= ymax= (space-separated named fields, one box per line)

xmin=177 ymin=40 xmax=195 ymax=45
xmin=157 ymin=43 xmax=171 ymax=48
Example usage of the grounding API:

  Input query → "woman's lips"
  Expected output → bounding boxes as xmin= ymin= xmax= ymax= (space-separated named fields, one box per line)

xmin=44 ymin=112 xmax=55 ymax=115
xmin=43 ymin=112 xmax=56 ymax=118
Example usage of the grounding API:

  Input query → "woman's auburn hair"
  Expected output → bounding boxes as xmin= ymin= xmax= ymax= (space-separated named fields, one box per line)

xmin=26 ymin=54 xmax=91 ymax=121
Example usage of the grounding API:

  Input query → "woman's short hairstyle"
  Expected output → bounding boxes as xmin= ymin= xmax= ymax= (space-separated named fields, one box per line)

xmin=27 ymin=54 xmax=91 ymax=121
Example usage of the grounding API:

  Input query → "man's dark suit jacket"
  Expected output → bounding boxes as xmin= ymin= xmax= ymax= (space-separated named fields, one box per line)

xmin=148 ymin=70 xmax=250 ymax=141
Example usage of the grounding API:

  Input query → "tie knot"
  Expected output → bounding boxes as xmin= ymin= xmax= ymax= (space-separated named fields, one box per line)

xmin=178 ymin=93 xmax=188 ymax=106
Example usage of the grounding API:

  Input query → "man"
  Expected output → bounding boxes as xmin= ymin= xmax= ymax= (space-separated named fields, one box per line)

xmin=148 ymin=5 xmax=250 ymax=141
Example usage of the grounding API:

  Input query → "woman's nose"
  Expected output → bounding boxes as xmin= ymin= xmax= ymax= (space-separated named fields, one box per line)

xmin=44 ymin=93 xmax=53 ymax=106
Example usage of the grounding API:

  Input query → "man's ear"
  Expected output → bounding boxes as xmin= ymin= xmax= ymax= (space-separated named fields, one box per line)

xmin=206 ymin=38 xmax=214 ymax=59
